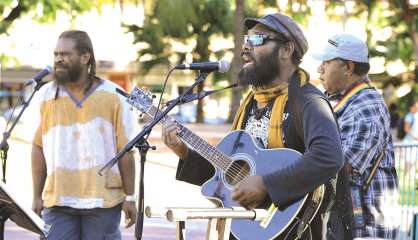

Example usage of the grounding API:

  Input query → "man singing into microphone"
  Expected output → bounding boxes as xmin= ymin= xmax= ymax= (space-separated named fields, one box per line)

xmin=31 ymin=30 xmax=137 ymax=240
xmin=162 ymin=13 xmax=343 ymax=239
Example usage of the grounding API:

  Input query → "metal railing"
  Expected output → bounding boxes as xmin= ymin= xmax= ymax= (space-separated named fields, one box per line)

xmin=395 ymin=142 xmax=418 ymax=240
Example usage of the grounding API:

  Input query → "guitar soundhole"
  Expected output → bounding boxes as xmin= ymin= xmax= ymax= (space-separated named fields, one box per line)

xmin=225 ymin=160 xmax=251 ymax=186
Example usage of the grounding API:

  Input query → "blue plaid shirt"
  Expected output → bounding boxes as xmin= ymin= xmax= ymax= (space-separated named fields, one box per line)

xmin=333 ymin=87 xmax=399 ymax=239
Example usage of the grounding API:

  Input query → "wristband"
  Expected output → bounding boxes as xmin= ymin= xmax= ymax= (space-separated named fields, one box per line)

xmin=125 ymin=194 xmax=137 ymax=203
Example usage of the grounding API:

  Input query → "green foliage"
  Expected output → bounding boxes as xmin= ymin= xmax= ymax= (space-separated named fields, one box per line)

xmin=242 ymin=0 xmax=258 ymax=18
xmin=398 ymin=83 xmax=418 ymax=115
xmin=127 ymin=0 xmax=235 ymax=123
xmin=0 ymin=54 xmax=19 ymax=68
xmin=370 ymin=4 xmax=415 ymax=68
xmin=284 ymin=1 xmax=311 ymax=25
xmin=35 ymin=0 xmax=95 ymax=22
xmin=127 ymin=0 xmax=233 ymax=73
xmin=0 ymin=0 xmax=101 ymax=35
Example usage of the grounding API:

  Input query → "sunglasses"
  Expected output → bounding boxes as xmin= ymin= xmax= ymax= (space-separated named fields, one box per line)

xmin=244 ymin=34 xmax=281 ymax=47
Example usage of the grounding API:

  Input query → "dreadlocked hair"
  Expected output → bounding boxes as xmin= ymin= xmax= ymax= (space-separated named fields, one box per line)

xmin=59 ymin=30 xmax=96 ymax=80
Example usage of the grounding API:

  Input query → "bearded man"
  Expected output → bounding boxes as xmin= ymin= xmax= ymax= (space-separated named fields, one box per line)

xmin=162 ymin=13 xmax=343 ymax=239
xmin=31 ymin=30 xmax=137 ymax=240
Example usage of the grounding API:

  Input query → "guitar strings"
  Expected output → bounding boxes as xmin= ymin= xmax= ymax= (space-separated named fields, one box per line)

xmin=180 ymin=129 xmax=250 ymax=183
xmin=179 ymin=128 xmax=249 ymax=175
xmin=171 ymin=121 xmax=251 ymax=183
xmin=149 ymin=106 xmax=251 ymax=183
xmin=131 ymin=92 xmax=251 ymax=183
xmin=166 ymin=122 xmax=250 ymax=185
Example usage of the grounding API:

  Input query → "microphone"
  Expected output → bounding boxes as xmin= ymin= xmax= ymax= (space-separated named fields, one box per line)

xmin=175 ymin=60 xmax=230 ymax=73
xmin=25 ymin=66 xmax=53 ymax=86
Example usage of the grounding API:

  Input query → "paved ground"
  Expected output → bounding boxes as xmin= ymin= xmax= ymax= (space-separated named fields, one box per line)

xmin=1 ymin=120 xmax=231 ymax=239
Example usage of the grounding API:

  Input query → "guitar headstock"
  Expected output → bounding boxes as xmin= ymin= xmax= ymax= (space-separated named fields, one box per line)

xmin=126 ymin=87 xmax=153 ymax=114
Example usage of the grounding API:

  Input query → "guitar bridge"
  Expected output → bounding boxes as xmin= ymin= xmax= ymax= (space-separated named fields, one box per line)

xmin=259 ymin=203 xmax=278 ymax=228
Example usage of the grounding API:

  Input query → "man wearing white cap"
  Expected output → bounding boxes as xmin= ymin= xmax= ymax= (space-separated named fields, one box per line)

xmin=315 ymin=34 xmax=399 ymax=239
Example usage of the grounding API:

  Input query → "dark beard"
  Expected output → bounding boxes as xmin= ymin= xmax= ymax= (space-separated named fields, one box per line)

xmin=238 ymin=45 xmax=280 ymax=88
xmin=54 ymin=61 xmax=83 ymax=85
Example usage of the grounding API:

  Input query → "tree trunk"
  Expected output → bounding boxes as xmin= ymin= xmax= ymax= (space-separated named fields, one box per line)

xmin=227 ymin=0 xmax=244 ymax=123
xmin=195 ymin=35 xmax=210 ymax=123
xmin=412 ymin=19 xmax=418 ymax=83
xmin=0 ymin=2 xmax=28 ymax=34
xmin=196 ymin=82 xmax=205 ymax=123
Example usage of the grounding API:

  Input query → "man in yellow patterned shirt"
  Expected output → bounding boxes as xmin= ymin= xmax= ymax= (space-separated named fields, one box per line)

xmin=31 ymin=30 xmax=137 ymax=240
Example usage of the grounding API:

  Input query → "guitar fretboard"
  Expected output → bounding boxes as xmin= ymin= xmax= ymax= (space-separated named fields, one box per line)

xmin=147 ymin=105 xmax=232 ymax=172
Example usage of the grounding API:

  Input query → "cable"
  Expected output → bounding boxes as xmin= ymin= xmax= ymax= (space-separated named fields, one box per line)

xmin=148 ymin=67 xmax=176 ymax=141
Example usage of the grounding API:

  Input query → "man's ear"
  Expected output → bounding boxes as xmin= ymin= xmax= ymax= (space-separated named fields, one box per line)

xmin=81 ymin=52 xmax=91 ymax=65
xmin=345 ymin=61 xmax=355 ymax=76
xmin=279 ymin=42 xmax=294 ymax=59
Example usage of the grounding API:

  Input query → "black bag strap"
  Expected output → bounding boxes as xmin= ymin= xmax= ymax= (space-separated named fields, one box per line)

xmin=362 ymin=150 xmax=385 ymax=191
xmin=288 ymin=73 xmax=321 ymax=238
xmin=288 ymin=71 xmax=303 ymax=139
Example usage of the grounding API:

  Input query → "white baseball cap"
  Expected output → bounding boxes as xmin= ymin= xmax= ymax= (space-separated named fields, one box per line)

xmin=312 ymin=34 xmax=369 ymax=63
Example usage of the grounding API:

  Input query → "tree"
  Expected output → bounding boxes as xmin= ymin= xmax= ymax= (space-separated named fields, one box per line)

xmin=0 ymin=0 xmax=110 ymax=65
xmin=282 ymin=0 xmax=418 ymax=114
xmin=227 ymin=0 xmax=244 ymax=123
xmin=127 ymin=0 xmax=233 ymax=123
xmin=227 ymin=0 xmax=313 ymax=122
xmin=350 ymin=0 xmax=418 ymax=113
xmin=0 ymin=0 xmax=105 ymax=35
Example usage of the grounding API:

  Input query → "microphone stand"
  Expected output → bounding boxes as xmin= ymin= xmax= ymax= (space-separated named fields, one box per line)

xmin=98 ymin=71 xmax=210 ymax=240
xmin=0 ymin=81 xmax=45 ymax=183
xmin=0 ymin=80 xmax=45 ymax=238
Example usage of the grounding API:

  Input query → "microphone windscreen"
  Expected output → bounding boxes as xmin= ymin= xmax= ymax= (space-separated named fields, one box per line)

xmin=218 ymin=60 xmax=230 ymax=73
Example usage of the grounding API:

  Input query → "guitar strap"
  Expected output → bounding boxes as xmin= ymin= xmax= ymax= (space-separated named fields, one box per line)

xmin=287 ymin=71 xmax=326 ymax=239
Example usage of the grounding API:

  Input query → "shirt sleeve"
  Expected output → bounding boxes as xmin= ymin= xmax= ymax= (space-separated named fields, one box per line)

xmin=33 ymin=126 xmax=43 ymax=147
xmin=405 ymin=112 xmax=414 ymax=124
xmin=175 ymin=149 xmax=215 ymax=186
xmin=262 ymin=97 xmax=343 ymax=208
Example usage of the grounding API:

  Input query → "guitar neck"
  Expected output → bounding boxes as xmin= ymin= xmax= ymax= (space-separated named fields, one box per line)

xmin=147 ymin=106 xmax=231 ymax=172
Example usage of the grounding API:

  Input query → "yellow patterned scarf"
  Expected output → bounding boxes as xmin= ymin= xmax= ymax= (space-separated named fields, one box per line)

xmin=231 ymin=69 xmax=308 ymax=148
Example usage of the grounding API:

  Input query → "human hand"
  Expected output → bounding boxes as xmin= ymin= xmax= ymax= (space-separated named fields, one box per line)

xmin=231 ymin=176 xmax=267 ymax=209
xmin=122 ymin=201 xmax=137 ymax=228
xmin=344 ymin=164 xmax=353 ymax=174
xmin=32 ymin=197 xmax=44 ymax=216
xmin=162 ymin=120 xmax=188 ymax=158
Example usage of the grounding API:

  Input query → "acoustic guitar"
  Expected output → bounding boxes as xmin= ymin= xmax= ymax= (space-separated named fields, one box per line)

xmin=126 ymin=87 xmax=324 ymax=240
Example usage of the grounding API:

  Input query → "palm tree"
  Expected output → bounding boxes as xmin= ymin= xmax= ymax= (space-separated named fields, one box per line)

xmin=127 ymin=0 xmax=233 ymax=123
xmin=228 ymin=0 xmax=245 ymax=123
